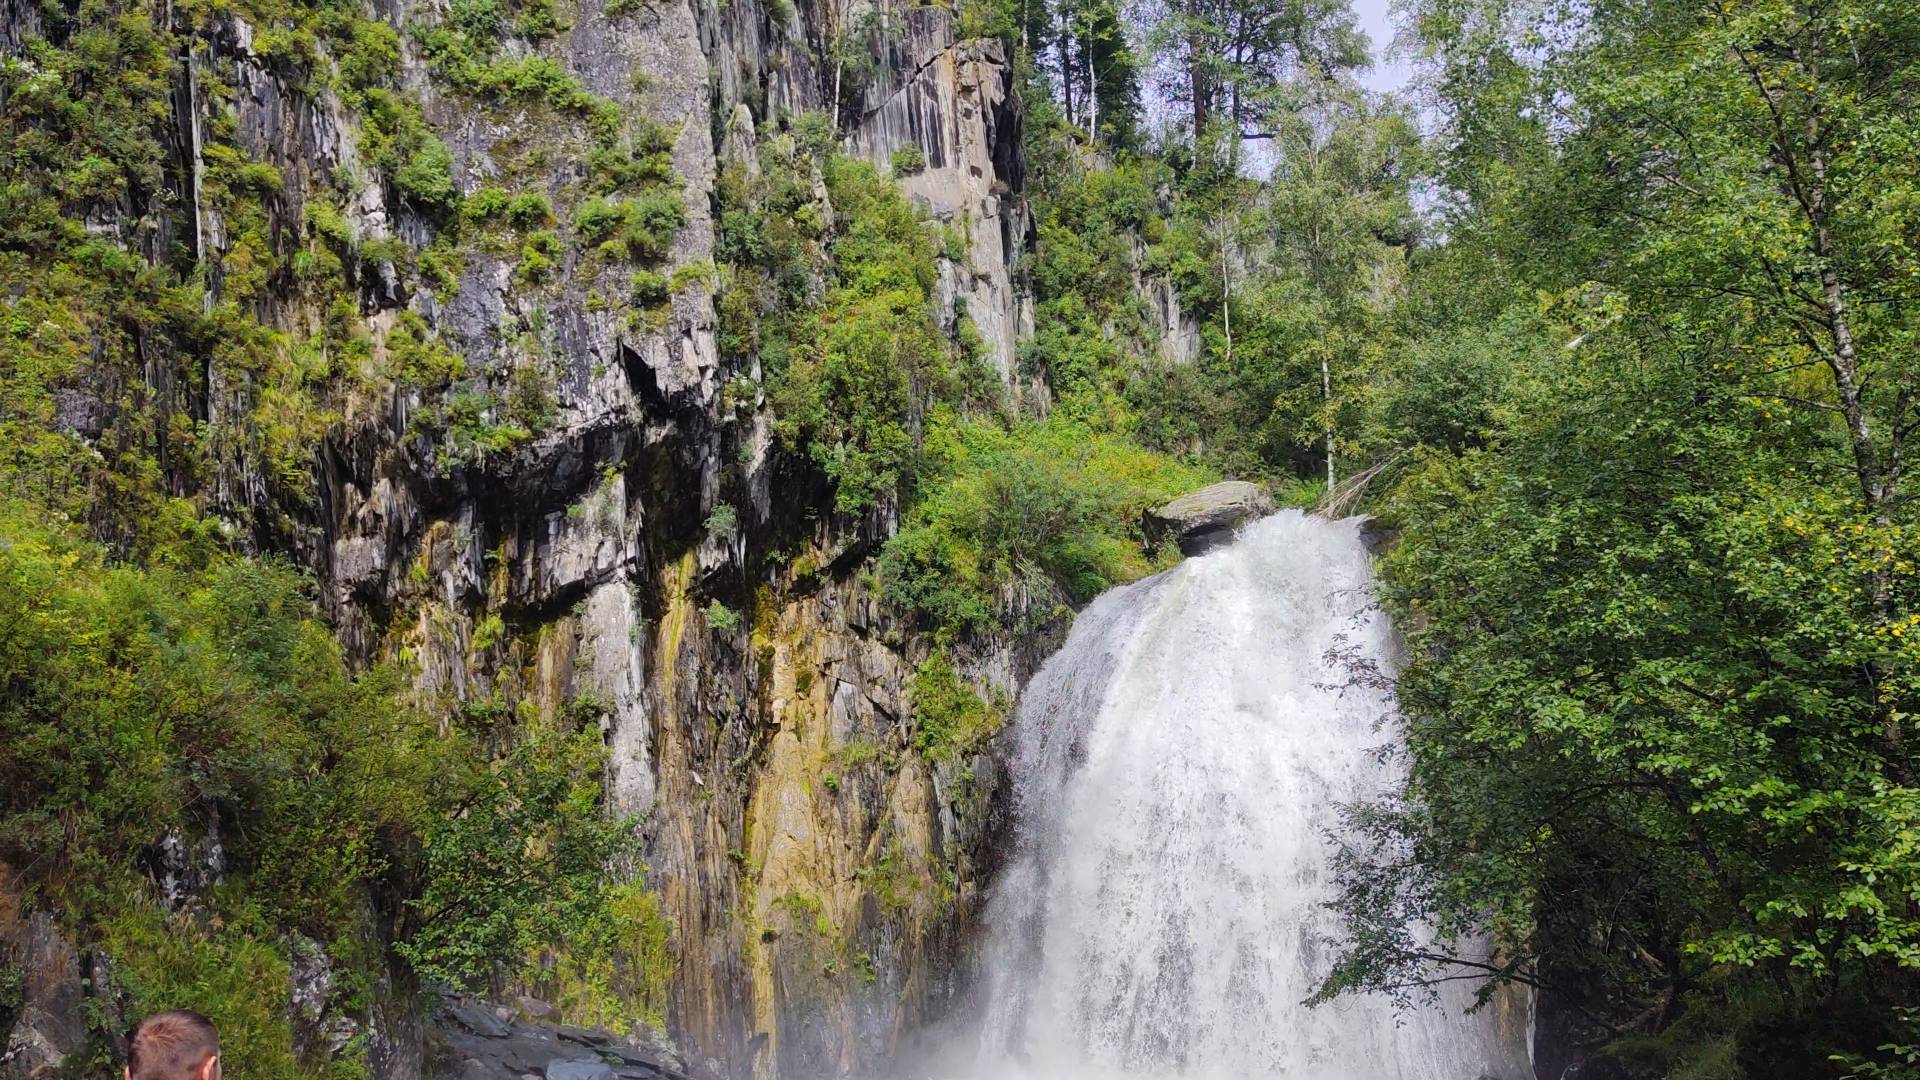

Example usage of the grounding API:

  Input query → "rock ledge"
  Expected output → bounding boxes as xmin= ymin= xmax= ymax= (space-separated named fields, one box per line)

xmin=1146 ymin=481 xmax=1277 ymax=556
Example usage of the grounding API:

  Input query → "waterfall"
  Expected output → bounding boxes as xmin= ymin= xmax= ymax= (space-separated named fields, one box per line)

xmin=958 ymin=510 xmax=1522 ymax=1080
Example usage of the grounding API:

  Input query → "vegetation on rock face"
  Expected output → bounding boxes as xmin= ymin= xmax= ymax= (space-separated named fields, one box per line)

xmin=0 ymin=505 xmax=660 ymax=1073
xmin=908 ymin=648 xmax=1004 ymax=760
xmin=7 ymin=0 xmax=1919 ymax=1066
xmin=879 ymin=411 xmax=1211 ymax=633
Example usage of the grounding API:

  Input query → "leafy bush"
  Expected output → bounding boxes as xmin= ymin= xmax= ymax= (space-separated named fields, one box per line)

xmin=464 ymin=185 xmax=512 ymax=221
xmin=394 ymin=133 xmax=457 ymax=208
xmin=518 ymin=229 xmax=562 ymax=281
xmin=506 ymin=191 xmax=554 ymax=227
xmin=575 ymin=193 xmax=686 ymax=261
xmin=425 ymin=388 xmax=533 ymax=472
xmin=768 ymin=157 xmax=964 ymax=511
xmin=879 ymin=411 xmax=1212 ymax=632
xmin=705 ymin=600 xmax=741 ymax=635
xmin=630 ymin=268 xmax=669 ymax=306
xmin=386 ymin=311 xmax=467 ymax=387
xmin=909 ymin=650 xmax=1001 ymax=759
xmin=396 ymin=721 xmax=638 ymax=992
xmin=889 ymin=144 xmax=927 ymax=176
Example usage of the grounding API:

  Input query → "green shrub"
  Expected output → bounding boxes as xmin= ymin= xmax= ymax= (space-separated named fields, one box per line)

xmin=514 ymin=0 xmax=563 ymax=38
xmin=889 ymin=144 xmax=927 ymax=176
xmin=909 ymin=649 xmax=1000 ymax=759
xmin=428 ymin=388 xmax=535 ymax=472
xmin=518 ymin=229 xmax=562 ymax=281
xmin=464 ymin=185 xmax=512 ymax=222
xmin=449 ymin=0 xmax=502 ymax=39
xmin=576 ymin=193 xmax=686 ymax=261
xmin=630 ymin=269 xmax=670 ymax=306
xmin=396 ymin=722 xmax=638 ymax=992
xmin=767 ymin=157 xmax=953 ymax=511
xmin=102 ymin=906 xmax=307 ymax=1080
xmin=705 ymin=600 xmax=741 ymax=635
xmin=879 ymin=410 xmax=1211 ymax=631
xmin=387 ymin=312 xmax=467 ymax=387
xmin=506 ymin=191 xmax=554 ymax=227
xmin=395 ymin=133 xmax=457 ymax=208
xmin=0 ymin=508 xmax=665 ymax=1075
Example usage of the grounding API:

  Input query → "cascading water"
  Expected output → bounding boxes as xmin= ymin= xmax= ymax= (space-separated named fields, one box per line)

xmin=957 ymin=510 xmax=1524 ymax=1080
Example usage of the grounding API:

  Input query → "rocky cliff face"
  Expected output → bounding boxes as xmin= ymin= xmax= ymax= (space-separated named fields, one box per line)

xmin=1 ymin=0 xmax=1041 ymax=1072
xmin=310 ymin=3 xmax=1040 ymax=1075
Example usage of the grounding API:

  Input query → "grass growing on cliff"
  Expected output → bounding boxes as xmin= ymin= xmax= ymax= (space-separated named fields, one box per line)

xmin=879 ymin=410 xmax=1213 ymax=633
xmin=908 ymin=648 xmax=1006 ymax=759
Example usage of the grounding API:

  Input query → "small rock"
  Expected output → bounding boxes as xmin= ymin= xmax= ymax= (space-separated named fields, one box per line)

xmin=544 ymin=1057 xmax=615 ymax=1080
xmin=1144 ymin=481 xmax=1277 ymax=556
xmin=515 ymin=995 xmax=558 ymax=1021
xmin=555 ymin=1026 xmax=614 ymax=1049
xmin=447 ymin=998 xmax=511 ymax=1039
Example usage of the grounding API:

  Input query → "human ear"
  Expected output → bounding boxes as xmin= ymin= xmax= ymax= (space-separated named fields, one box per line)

xmin=199 ymin=1054 xmax=220 ymax=1080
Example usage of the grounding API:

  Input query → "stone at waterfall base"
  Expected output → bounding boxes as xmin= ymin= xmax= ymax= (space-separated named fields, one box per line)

xmin=1145 ymin=481 xmax=1277 ymax=556
xmin=433 ymin=993 xmax=695 ymax=1080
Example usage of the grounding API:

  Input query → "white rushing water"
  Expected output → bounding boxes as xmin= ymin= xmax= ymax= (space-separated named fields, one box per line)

xmin=957 ymin=511 xmax=1520 ymax=1080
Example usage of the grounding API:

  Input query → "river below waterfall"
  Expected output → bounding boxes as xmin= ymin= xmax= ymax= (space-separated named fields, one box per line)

xmin=923 ymin=511 xmax=1527 ymax=1080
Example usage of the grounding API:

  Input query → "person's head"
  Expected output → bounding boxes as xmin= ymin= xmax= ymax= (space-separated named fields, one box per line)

xmin=125 ymin=1010 xmax=220 ymax=1080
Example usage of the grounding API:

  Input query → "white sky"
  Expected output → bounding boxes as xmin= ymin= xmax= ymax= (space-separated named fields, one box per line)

xmin=1352 ymin=0 xmax=1415 ymax=95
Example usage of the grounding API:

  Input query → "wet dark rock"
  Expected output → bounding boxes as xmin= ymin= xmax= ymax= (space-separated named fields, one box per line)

xmin=429 ymin=994 xmax=691 ymax=1080
xmin=544 ymin=1058 xmax=615 ymax=1080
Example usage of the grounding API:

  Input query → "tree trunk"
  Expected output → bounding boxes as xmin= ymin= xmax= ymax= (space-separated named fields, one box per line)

xmin=1788 ymin=44 xmax=1911 ymax=785
xmin=1060 ymin=22 xmax=1076 ymax=128
xmin=1322 ymin=351 xmax=1334 ymax=490
xmin=1188 ymin=2 xmax=1209 ymax=138
xmin=1218 ymin=214 xmax=1232 ymax=365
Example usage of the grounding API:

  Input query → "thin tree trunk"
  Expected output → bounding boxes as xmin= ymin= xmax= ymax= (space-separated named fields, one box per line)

xmin=1086 ymin=23 xmax=1097 ymax=140
xmin=1218 ymin=215 xmax=1232 ymax=365
xmin=1727 ymin=32 xmax=1909 ymax=780
xmin=1188 ymin=0 xmax=1209 ymax=138
xmin=1322 ymin=351 xmax=1334 ymax=489
xmin=1060 ymin=21 xmax=1076 ymax=128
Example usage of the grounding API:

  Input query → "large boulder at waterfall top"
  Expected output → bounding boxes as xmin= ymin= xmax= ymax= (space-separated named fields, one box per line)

xmin=1146 ymin=482 xmax=1276 ymax=556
